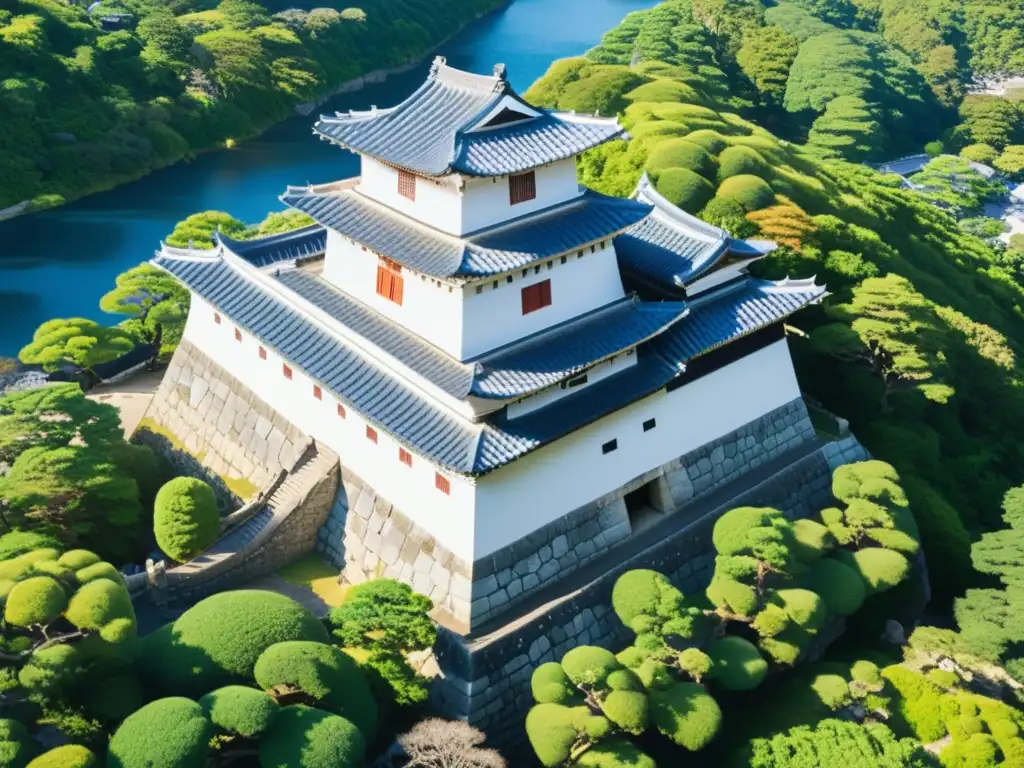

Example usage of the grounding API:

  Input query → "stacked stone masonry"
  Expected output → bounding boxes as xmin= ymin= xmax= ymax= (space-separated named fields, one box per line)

xmin=469 ymin=397 xmax=816 ymax=626
xmin=431 ymin=434 xmax=868 ymax=748
xmin=136 ymin=340 xmax=309 ymax=511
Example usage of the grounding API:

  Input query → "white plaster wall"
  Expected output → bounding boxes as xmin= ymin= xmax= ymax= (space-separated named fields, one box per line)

xmin=462 ymin=160 xmax=583 ymax=234
xmin=472 ymin=339 xmax=802 ymax=558
xmin=322 ymin=230 xmax=465 ymax=358
xmin=462 ymin=244 xmax=626 ymax=359
xmin=506 ymin=352 xmax=638 ymax=419
xmin=357 ymin=157 xmax=463 ymax=234
xmin=181 ymin=298 xmax=477 ymax=562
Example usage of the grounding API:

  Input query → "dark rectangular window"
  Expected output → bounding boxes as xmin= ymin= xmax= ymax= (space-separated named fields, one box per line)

xmin=399 ymin=448 xmax=412 ymax=467
xmin=234 ymin=328 xmax=242 ymax=342
xmin=509 ymin=171 xmax=536 ymax=205
xmin=561 ymin=374 xmax=588 ymax=390
xmin=282 ymin=364 xmax=292 ymax=380
xmin=435 ymin=472 xmax=451 ymax=495
xmin=602 ymin=439 xmax=618 ymax=455
xmin=259 ymin=346 xmax=267 ymax=360
xmin=376 ymin=259 xmax=404 ymax=305
xmin=398 ymin=170 xmax=416 ymax=201
xmin=521 ymin=279 xmax=552 ymax=315
xmin=313 ymin=385 xmax=322 ymax=400
xmin=366 ymin=426 xmax=378 ymax=443
xmin=643 ymin=418 xmax=656 ymax=432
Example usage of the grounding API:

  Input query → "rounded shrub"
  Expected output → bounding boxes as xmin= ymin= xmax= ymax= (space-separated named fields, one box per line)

xmin=712 ymin=507 xmax=780 ymax=556
xmin=0 ymin=718 xmax=31 ymax=768
xmin=647 ymin=138 xmax=717 ymax=179
xmin=679 ymin=649 xmax=712 ymax=681
xmin=611 ymin=569 xmax=679 ymax=628
xmin=772 ymin=589 xmax=826 ymax=632
xmin=259 ymin=705 xmax=365 ymax=768
xmin=758 ymin=625 xmax=808 ymax=666
xmin=66 ymin=577 xmax=136 ymax=643
xmin=791 ymin=519 xmax=833 ymax=563
xmin=27 ymin=745 xmax=95 ymax=768
xmin=606 ymin=668 xmax=642 ymax=692
xmin=199 ymin=686 xmax=279 ymax=737
xmin=626 ymin=79 xmax=702 ymax=105
xmin=837 ymin=548 xmax=910 ymax=595
xmin=685 ymin=130 xmax=728 ymax=154
xmin=706 ymin=576 xmax=758 ymax=617
xmin=75 ymin=562 xmax=121 ymax=584
xmin=809 ymin=557 xmax=866 ymax=617
xmin=560 ymin=646 xmax=620 ymax=688
xmin=57 ymin=550 xmax=101 ymax=570
xmin=602 ymin=690 xmax=648 ymax=734
xmin=961 ymin=733 xmax=1000 ymax=765
xmin=153 ymin=477 xmax=220 ymax=562
xmin=17 ymin=644 xmax=81 ymax=696
xmin=654 ymin=168 xmax=715 ymax=213
xmin=253 ymin=641 xmax=377 ymax=739
xmin=717 ymin=145 xmax=770 ymax=181
xmin=715 ymin=175 xmax=775 ymax=212
xmin=960 ymin=143 xmax=999 ymax=164
xmin=141 ymin=590 xmax=330 ymax=696
xmin=649 ymin=682 xmax=722 ymax=750
xmin=850 ymin=660 xmax=881 ymax=686
xmin=0 ymin=532 xmax=61 ymax=561
xmin=811 ymin=674 xmax=851 ymax=709
xmin=107 ymin=697 xmax=214 ymax=768
xmin=525 ymin=703 xmax=581 ymax=767
xmin=5 ymin=576 xmax=67 ymax=627
xmin=707 ymin=636 xmax=768 ymax=691
xmin=573 ymin=739 xmax=656 ymax=767
xmin=752 ymin=604 xmax=790 ymax=638
xmin=531 ymin=662 xmax=575 ymax=704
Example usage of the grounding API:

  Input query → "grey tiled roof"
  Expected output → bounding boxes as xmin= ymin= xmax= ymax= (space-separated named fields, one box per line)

xmin=313 ymin=58 xmax=625 ymax=177
xmin=615 ymin=174 xmax=769 ymax=290
xmin=276 ymin=268 xmax=687 ymax=400
xmin=281 ymin=186 xmax=650 ymax=279
xmin=216 ymin=225 xmax=326 ymax=268
xmin=154 ymin=246 xmax=823 ymax=474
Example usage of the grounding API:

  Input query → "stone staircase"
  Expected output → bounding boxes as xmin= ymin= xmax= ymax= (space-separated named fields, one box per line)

xmin=153 ymin=443 xmax=339 ymax=599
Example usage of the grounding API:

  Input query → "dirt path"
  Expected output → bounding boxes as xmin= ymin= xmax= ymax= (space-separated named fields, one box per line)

xmin=87 ymin=368 xmax=165 ymax=437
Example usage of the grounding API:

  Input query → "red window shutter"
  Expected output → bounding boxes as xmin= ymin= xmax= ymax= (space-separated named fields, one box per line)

xmin=259 ymin=346 xmax=267 ymax=360
xmin=376 ymin=266 xmax=387 ymax=297
xmin=509 ymin=171 xmax=537 ymax=205
xmin=376 ymin=262 xmax=404 ymax=305
xmin=521 ymin=280 xmax=551 ymax=315
xmin=521 ymin=284 xmax=537 ymax=314
xmin=398 ymin=170 xmax=416 ymax=201
xmin=214 ymin=313 xmax=221 ymax=325
xmin=366 ymin=426 xmax=378 ymax=443
xmin=399 ymin=448 xmax=412 ymax=467
xmin=337 ymin=403 xmax=346 ymax=419
xmin=283 ymin=364 xmax=292 ymax=380
xmin=391 ymin=273 xmax=404 ymax=305
xmin=313 ymin=385 xmax=322 ymax=400
xmin=234 ymin=328 xmax=242 ymax=342
xmin=435 ymin=472 xmax=450 ymax=495
xmin=539 ymin=279 xmax=551 ymax=308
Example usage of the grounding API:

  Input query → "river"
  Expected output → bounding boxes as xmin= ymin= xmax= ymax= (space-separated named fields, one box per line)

xmin=0 ymin=0 xmax=657 ymax=357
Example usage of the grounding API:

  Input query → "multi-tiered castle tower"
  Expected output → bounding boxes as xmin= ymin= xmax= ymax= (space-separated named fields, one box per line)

xmin=154 ymin=58 xmax=827 ymax=631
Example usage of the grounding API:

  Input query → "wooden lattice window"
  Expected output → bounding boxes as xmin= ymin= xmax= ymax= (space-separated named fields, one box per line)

xmin=521 ymin=279 xmax=552 ymax=315
xmin=399 ymin=448 xmax=412 ymax=467
xmin=283 ymin=364 xmax=293 ymax=380
xmin=337 ymin=403 xmax=347 ymax=419
xmin=435 ymin=472 xmax=451 ymax=495
xmin=398 ymin=170 xmax=417 ymax=201
xmin=259 ymin=346 xmax=267 ymax=360
xmin=366 ymin=426 xmax=378 ymax=443
xmin=313 ymin=385 xmax=322 ymax=400
xmin=509 ymin=171 xmax=536 ymax=205
xmin=376 ymin=258 xmax=404 ymax=305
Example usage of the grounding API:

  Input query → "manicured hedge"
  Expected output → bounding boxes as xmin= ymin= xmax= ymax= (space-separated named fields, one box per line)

xmin=654 ymin=168 xmax=716 ymax=213
xmin=715 ymin=174 xmax=776 ymax=211
xmin=142 ymin=591 xmax=330 ymax=696
xmin=649 ymin=682 xmax=722 ymax=750
xmin=808 ymin=558 xmax=866 ymax=616
xmin=707 ymin=636 xmax=768 ymax=691
xmin=718 ymin=145 xmax=771 ymax=182
xmin=685 ymin=130 xmax=729 ymax=154
xmin=5 ymin=577 xmax=67 ymax=627
xmin=26 ymin=745 xmax=95 ymax=768
xmin=259 ymin=705 xmax=365 ymax=768
xmin=107 ymin=697 xmax=214 ymax=768
xmin=572 ymin=739 xmax=657 ymax=767
xmin=199 ymin=686 xmax=279 ymax=737
xmin=836 ymin=549 xmax=910 ymax=595
xmin=647 ymin=138 xmax=717 ymax=179
xmin=153 ymin=477 xmax=220 ymax=562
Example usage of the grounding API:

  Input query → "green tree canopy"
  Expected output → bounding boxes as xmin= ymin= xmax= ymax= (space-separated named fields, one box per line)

xmin=18 ymin=319 xmax=135 ymax=378
xmin=152 ymin=477 xmax=220 ymax=562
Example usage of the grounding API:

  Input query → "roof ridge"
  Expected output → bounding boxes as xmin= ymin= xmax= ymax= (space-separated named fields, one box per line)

xmin=430 ymin=56 xmax=508 ymax=94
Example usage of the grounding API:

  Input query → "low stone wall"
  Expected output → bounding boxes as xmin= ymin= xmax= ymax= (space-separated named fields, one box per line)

xmin=135 ymin=340 xmax=308 ymax=511
xmin=469 ymin=398 xmax=816 ymax=626
xmin=432 ymin=435 xmax=868 ymax=747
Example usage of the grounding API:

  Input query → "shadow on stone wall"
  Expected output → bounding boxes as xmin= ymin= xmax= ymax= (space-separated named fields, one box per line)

xmin=133 ymin=427 xmax=241 ymax=515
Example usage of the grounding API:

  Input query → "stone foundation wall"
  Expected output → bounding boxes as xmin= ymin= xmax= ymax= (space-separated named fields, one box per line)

xmin=469 ymin=398 xmax=816 ymax=626
xmin=432 ymin=435 xmax=869 ymax=746
xmin=317 ymin=467 xmax=474 ymax=624
xmin=136 ymin=340 xmax=308 ymax=511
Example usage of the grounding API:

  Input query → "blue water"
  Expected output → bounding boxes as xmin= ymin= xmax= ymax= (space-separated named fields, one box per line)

xmin=0 ymin=0 xmax=656 ymax=356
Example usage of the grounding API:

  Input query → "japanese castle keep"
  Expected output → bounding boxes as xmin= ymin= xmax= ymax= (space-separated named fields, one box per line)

xmin=144 ymin=58 xmax=866 ymax=738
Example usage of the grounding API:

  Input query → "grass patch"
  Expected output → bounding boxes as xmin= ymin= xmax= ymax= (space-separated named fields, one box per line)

xmin=278 ymin=554 xmax=347 ymax=607
xmin=223 ymin=474 xmax=260 ymax=501
xmin=136 ymin=417 xmax=184 ymax=450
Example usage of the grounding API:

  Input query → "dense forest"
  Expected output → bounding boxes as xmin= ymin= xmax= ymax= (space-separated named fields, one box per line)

xmin=0 ymin=0 xmax=504 ymax=211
